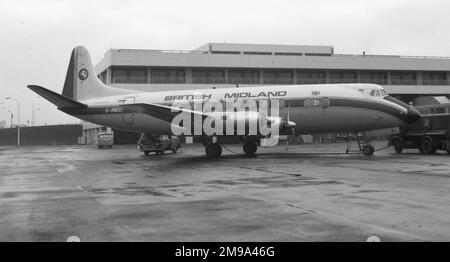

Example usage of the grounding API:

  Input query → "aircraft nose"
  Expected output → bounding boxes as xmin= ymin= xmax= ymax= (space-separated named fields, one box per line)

xmin=406 ymin=107 xmax=421 ymax=124
xmin=384 ymin=96 xmax=421 ymax=124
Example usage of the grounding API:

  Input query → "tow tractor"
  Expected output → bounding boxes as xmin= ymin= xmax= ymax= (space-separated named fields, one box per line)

xmin=389 ymin=113 xmax=450 ymax=154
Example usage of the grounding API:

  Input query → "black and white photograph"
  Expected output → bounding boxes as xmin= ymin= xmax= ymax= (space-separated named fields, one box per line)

xmin=0 ymin=0 xmax=449 ymax=250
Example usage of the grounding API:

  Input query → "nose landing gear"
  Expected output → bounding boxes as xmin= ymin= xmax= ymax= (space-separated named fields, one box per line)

xmin=346 ymin=133 xmax=375 ymax=156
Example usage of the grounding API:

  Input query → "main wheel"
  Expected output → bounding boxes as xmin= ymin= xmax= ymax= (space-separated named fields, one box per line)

xmin=205 ymin=144 xmax=222 ymax=158
xmin=393 ymin=139 xmax=403 ymax=154
xmin=144 ymin=151 xmax=150 ymax=156
xmin=420 ymin=138 xmax=436 ymax=154
xmin=243 ymin=142 xmax=257 ymax=157
xmin=362 ymin=145 xmax=374 ymax=156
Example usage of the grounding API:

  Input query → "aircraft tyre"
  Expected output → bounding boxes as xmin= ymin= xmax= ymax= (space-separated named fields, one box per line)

xmin=420 ymin=138 xmax=436 ymax=155
xmin=205 ymin=144 xmax=222 ymax=158
xmin=362 ymin=145 xmax=375 ymax=156
xmin=393 ymin=139 xmax=403 ymax=154
xmin=243 ymin=142 xmax=257 ymax=157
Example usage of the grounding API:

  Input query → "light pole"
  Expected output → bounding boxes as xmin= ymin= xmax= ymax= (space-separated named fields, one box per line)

xmin=5 ymin=96 xmax=20 ymax=147
xmin=32 ymin=96 xmax=40 ymax=126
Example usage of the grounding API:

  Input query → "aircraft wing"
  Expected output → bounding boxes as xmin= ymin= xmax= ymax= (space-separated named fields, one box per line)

xmin=120 ymin=103 xmax=210 ymax=123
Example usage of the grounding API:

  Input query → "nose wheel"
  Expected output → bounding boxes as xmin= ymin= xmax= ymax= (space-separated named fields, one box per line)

xmin=346 ymin=133 xmax=375 ymax=156
xmin=362 ymin=145 xmax=375 ymax=156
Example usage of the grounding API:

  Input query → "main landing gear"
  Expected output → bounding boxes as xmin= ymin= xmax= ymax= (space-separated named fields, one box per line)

xmin=243 ymin=142 xmax=257 ymax=157
xmin=346 ymin=133 xmax=375 ymax=156
xmin=240 ymin=136 xmax=259 ymax=157
xmin=204 ymin=136 xmax=222 ymax=158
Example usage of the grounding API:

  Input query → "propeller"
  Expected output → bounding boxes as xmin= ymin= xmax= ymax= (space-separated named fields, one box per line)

xmin=285 ymin=101 xmax=293 ymax=151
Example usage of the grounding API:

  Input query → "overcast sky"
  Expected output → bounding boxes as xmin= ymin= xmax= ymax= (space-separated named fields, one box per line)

xmin=1 ymin=0 xmax=449 ymax=126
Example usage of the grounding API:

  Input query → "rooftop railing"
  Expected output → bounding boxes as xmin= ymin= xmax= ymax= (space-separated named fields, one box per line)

xmin=112 ymin=48 xmax=450 ymax=60
xmin=334 ymin=54 xmax=450 ymax=60
xmin=115 ymin=49 xmax=208 ymax=54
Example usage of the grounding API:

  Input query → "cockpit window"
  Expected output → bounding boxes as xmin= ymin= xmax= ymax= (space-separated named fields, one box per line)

xmin=370 ymin=89 xmax=387 ymax=97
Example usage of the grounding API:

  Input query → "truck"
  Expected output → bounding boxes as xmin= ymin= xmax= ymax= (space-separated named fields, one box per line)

xmin=97 ymin=133 xmax=114 ymax=149
xmin=138 ymin=134 xmax=182 ymax=155
xmin=389 ymin=113 xmax=450 ymax=154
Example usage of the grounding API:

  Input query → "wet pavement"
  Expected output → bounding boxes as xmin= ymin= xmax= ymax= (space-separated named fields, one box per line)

xmin=0 ymin=143 xmax=449 ymax=241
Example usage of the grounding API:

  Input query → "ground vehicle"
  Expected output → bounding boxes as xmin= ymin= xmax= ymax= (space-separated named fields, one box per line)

xmin=97 ymin=133 xmax=114 ymax=149
xmin=389 ymin=114 xmax=450 ymax=154
xmin=138 ymin=134 xmax=181 ymax=155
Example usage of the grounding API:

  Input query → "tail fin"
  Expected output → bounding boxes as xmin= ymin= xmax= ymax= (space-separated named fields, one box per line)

xmin=62 ymin=46 xmax=134 ymax=101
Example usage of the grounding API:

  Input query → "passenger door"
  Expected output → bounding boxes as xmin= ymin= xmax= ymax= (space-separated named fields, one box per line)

xmin=122 ymin=97 xmax=135 ymax=125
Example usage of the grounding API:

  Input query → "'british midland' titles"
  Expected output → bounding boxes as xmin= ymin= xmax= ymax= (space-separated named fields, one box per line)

xmin=164 ymin=91 xmax=287 ymax=101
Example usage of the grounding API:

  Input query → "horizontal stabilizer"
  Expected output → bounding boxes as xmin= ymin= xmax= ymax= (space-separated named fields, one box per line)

xmin=27 ymin=85 xmax=87 ymax=108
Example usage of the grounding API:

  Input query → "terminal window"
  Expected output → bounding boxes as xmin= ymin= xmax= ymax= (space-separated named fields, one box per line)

xmin=390 ymin=71 xmax=417 ymax=85
xmin=263 ymin=70 xmax=293 ymax=84
xmin=297 ymin=70 xmax=326 ymax=84
xmin=422 ymin=72 xmax=447 ymax=85
xmin=329 ymin=71 xmax=357 ymax=83
xmin=192 ymin=69 xmax=225 ymax=84
xmin=228 ymin=70 xmax=259 ymax=84
xmin=360 ymin=71 xmax=388 ymax=85
xmin=243 ymin=51 xmax=272 ymax=55
xmin=112 ymin=68 xmax=147 ymax=84
xmin=151 ymin=68 xmax=185 ymax=84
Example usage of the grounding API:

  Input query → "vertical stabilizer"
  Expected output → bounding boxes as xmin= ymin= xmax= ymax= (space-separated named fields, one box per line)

xmin=62 ymin=46 xmax=133 ymax=101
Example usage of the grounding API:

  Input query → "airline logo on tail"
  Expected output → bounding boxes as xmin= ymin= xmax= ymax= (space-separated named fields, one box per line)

xmin=78 ymin=68 xmax=88 ymax=81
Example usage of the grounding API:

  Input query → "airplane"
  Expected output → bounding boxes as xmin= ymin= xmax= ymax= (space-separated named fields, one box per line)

xmin=27 ymin=46 xmax=421 ymax=158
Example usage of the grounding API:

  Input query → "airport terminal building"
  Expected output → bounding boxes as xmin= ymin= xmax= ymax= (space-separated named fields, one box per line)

xmin=85 ymin=43 xmax=450 ymax=144
xmin=95 ymin=43 xmax=450 ymax=103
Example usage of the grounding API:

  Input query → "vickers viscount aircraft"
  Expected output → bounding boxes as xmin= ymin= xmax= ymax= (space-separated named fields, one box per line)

xmin=28 ymin=46 xmax=421 ymax=158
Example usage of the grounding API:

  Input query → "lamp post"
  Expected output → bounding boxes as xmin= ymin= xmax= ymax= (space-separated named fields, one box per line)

xmin=5 ymin=96 xmax=20 ymax=147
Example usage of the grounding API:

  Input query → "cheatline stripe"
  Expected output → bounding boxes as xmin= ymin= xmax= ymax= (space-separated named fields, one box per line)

xmin=59 ymin=97 xmax=408 ymax=122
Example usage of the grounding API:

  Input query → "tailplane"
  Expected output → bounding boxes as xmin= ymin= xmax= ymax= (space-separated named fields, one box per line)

xmin=27 ymin=85 xmax=87 ymax=109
